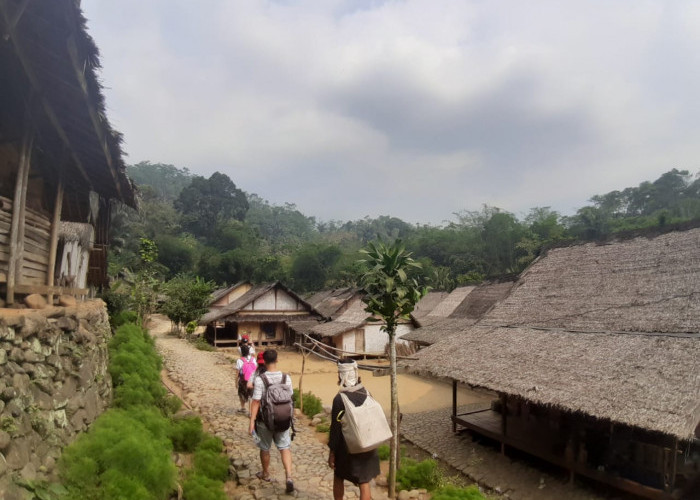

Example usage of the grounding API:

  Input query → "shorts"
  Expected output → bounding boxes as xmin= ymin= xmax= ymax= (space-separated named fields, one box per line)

xmin=255 ymin=421 xmax=291 ymax=451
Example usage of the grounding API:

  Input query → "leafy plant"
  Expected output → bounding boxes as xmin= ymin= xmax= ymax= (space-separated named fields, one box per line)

xmin=292 ymin=389 xmax=323 ymax=418
xmin=168 ymin=416 xmax=203 ymax=452
xmin=192 ymin=449 xmax=229 ymax=482
xmin=360 ymin=239 xmax=425 ymax=497
xmin=315 ymin=422 xmax=330 ymax=433
xmin=160 ymin=275 xmax=214 ymax=335
xmin=431 ymin=485 xmax=487 ymax=500
xmin=396 ymin=458 xmax=442 ymax=492
xmin=182 ymin=474 xmax=226 ymax=500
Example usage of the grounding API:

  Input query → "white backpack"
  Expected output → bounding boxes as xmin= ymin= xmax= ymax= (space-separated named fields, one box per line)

xmin=339 ymin=390 xmax=392 ymax=454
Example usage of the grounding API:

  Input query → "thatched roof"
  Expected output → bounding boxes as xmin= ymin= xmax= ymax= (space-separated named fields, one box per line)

xmin=311 ymin=299 xmax=368 ymax=337
xmin=0 ymin=0 xmax=135 ymax=208
xmin=59 ymin=221 xmax=94 ymax=248
xmin=450 ymin=281 xmax=515 ymax=319
xmin=410 ymin=325 xmax=700 ymax=439
xmin=483 ymin=229 xmax=700 ymax=334
xmin=287 ymin=319 xmax=324 ymax=335
xmin=412 ymin=291 xmax=449 ymax=320
xmin=425 ymin=286 xmax=475 ymax=320
xmin=199 ymin=281 xmax=322 ymax=324
xmin=305 ymin=287 xmax=360 ymax=319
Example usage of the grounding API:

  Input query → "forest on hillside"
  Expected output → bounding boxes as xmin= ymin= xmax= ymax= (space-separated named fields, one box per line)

xmin=112 ymin=163 xmax=700 ymax=293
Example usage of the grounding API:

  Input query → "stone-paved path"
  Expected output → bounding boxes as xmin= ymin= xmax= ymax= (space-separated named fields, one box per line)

xmin=402 ymin=406 xmax=630 ymax=500
xmin=152 ymin=321 xmax=389 ymax=500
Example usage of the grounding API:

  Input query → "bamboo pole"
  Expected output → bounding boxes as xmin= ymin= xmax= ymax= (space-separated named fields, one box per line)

xmin=7 ymin=130 xmax=33 ymax=304
xmin=452 ymin=379 xmax=457 ymax=433
xmin=46 ymin=168 xmax=64 ymax=304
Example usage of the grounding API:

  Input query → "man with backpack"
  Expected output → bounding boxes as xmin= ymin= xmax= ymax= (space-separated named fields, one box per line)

xmin=249 ymin=349 xmax=295 ymax=494
xmin=236 ymin=344 xmax=257 ymax=414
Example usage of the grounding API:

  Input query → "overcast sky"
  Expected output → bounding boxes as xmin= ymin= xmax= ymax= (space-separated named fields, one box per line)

xmin=83 ymin=1 xmax=700 ymax=224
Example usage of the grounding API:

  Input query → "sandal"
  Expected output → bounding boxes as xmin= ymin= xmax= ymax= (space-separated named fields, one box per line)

xmin=255 ymin=471 xmax=271 ymax=482
xmin=285 ymin=479 xmax=294 ymax=493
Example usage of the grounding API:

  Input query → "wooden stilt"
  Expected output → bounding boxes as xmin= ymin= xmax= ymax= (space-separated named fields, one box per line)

xmin=46 ymin=168 xmax=64 ymax=305
xmin=500 ymin=394 xmax=507 ymax=455
xmin=452 ymin=379 xmax=457 ymax=433
xmin=7 ymin=130 xmax=33 ymax=304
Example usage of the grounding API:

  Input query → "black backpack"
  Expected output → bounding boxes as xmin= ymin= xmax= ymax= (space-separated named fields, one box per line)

xmin=260 ymin=373 xmax=294 ymax=432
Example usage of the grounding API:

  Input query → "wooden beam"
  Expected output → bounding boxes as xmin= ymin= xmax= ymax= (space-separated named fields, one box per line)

xmin=500 ymin=393 xmax=507 ymax=455
xmin=6 ymin=129 xmax=33 ymax=304
xmin=46 ymin=167 xmax=64 ymax=304
xmin=452 ymin=379 xmax=457 ymax=433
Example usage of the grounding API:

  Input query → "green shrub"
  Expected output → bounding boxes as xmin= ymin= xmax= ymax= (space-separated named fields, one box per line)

xmin=182 ymin=474 xmax=226 ymax=500
xmin=169 ymin=416 xmax=204 ymax=452
xmin=59 ymin=409 xmax=176 ymax=500
xmin=431 ymin=485 xmax=487 ymax=500
xmin=292 ymin=389 xmax=323 ymax=418
xmin=158 ymin=394 xmax=183 ymax=416
xmin=315 ymin=422 xmax=330 ymax=433
xmin=377 ymin=443 xmax=406 ymax=461
xmin=193 ymin=449 xmax=229 ymax=481
xmin=197 ymin=435 xmax=223 ymax=453
xmin=110 ymin=310 xmax=138 ymax=328
xmin=190 ymin=337 xmax=215 ymax=351
xmin=397 ymin=458 xmax=442 ymax=492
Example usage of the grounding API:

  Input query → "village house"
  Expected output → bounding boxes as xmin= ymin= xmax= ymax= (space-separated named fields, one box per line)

xmin=309 ymin=295 xmax=418 ymax=356
xmin=0 ymin=0 xmax=135 ymax=306
xmin=409 ymin=227 xmax=700 ymax=499
xmin=402 ymin=280 xmax=515 ymax=348
xmin=199 ymin=281 xmax=324 ymax=348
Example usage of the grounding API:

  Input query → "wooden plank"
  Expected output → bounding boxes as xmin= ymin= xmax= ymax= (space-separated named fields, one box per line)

xmin=21 ymin=257 xmax=46 ymax=272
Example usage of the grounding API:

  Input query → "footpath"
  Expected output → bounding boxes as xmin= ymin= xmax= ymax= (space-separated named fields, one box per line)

xmin=151 ymin=320 xmax=389 ymax=500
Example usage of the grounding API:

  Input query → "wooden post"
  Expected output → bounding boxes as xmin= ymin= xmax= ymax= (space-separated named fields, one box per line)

xmin=452 ymin=379 xmax=457 ymax=433
xmin=46 ymin=169 xmax=64 ymax=305
xmin=298 ymin=346 xmax=306 ymax=415
xmin=7 ymin=130 xmax=33 ymax=304
xmin=500 ymin=393 xmax=507 ymax=455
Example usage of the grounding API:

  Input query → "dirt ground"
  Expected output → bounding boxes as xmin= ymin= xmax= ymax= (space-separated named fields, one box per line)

xmin=220 ymin=346 xmax=492 ymax=415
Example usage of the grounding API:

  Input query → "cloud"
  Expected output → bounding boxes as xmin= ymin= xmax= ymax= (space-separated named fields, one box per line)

xmin=83 ymin=0 xmax=700 ymax=224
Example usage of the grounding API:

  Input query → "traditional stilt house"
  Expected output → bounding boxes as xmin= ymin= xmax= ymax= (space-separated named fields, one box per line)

xmin=199 ymin=282 xmax=324 ymax=348
xmin=409 ymin=227 xmax=700 ymax=499
xmin=0 ymin=0 xmax=135 ymax=305
xmin=402 ymin=281 xmax=515 ymax=347
xmin=310 ymin=297 xmax=418 ymax=356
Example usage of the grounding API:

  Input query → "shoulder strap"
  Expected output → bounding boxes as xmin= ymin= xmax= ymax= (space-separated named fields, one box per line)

xmin=282 ymin=373 xmax=288 ymax=385
xmin=261 ymin=372 xmax=270 ymax=389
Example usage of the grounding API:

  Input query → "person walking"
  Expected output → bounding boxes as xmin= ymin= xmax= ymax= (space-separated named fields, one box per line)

xmin=328 ymin=359 xmax=380 ymax=500
xmin=236 ymin=344 xmax=257 ymax=414
xmin=249 ymin=349 xmax=295 ymax=494
xmin=247 ymin=351 xmax=266 ymax=391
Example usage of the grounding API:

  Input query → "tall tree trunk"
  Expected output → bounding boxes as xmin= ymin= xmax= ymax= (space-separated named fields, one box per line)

xmin=388 ymin=327 xmax=398 ymax=498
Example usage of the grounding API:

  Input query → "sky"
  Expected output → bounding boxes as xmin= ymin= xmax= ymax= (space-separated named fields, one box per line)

xmin=82 ymin=0 xmax=700 ymax=225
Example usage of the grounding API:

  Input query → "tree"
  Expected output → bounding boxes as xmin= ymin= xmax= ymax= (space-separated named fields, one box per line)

xmin=160 ymin=275 xmax=215 ymax=335
xmin=175 ymin=172 xmax=249 ymax=239
xmin=360 ymin=240 xmax=425 ymax=498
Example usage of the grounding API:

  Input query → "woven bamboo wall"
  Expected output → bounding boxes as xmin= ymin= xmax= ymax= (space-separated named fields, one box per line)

xmin=0 ymin=196 xmax=51 ymax=285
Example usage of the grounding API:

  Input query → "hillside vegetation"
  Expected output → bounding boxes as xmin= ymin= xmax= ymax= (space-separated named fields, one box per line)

xmin=112 ymin=163 xmax=700 ymax=292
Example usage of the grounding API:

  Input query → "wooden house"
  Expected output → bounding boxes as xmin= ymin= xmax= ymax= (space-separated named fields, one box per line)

xmin=209 ymin=281 xmax=253 ymax=308
xmin=0 ymin=0 xmax=135 ymax=305
xmin=402 ymin=281 xmax=514 ymax=347
xmin=409 ymin=227 xmax=700 ymax=499
xmin=310 ymin=297 xmax=418 ymax=356
xmin=199 ymin=282 xmax=324 ymax=347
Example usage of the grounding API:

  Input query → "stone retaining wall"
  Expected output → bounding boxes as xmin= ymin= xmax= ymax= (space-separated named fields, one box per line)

xmin=0 ymin=300 xmax=112 ymax=497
